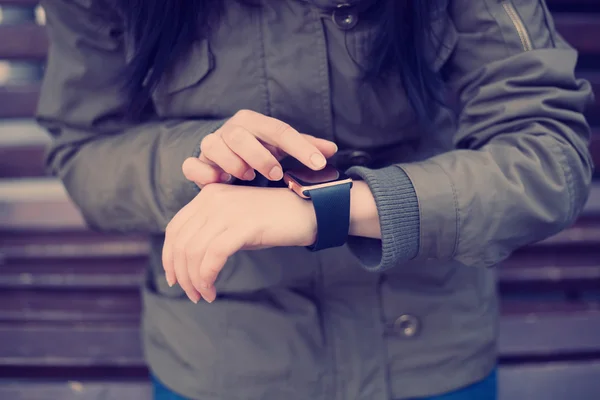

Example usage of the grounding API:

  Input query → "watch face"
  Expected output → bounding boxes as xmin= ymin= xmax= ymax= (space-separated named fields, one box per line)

xmin=281 ymin=157 xmax=350 ymax=187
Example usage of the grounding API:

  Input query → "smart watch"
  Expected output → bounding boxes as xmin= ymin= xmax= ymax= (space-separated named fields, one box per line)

xmin=282 ymin=158 xmax=353 ymax=251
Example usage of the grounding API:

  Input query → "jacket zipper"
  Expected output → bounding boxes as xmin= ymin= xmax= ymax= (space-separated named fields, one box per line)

xmin=501 ymin=1 xmax=533 ymax=51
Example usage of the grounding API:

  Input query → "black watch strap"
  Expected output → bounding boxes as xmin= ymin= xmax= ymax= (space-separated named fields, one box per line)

xmin=305 ymin=182 xmax=352 ymax=251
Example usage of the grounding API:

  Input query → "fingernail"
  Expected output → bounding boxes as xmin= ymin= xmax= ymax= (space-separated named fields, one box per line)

xmin=166 ymin=275 xmax=174 ymax=287
xmin=220 ymin=173 xmax=232 ymax=182
xmin=205 ymin=292 xmax=216 ymax=304
xmin=190 ymin=295 xmax=199 ymax=304
xmin=332 ymin=143 xmax=338 ymax=153
xmin=269 ymin=166 xmax=283 ymax=180
xmin=310 ymin=153 xmax=326 ymax=168
xmin=243 ymin=170 xmax=256 ymax=181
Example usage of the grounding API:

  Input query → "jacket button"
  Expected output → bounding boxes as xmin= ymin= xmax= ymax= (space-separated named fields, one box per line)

xmin=348 ymin=150 xmax=371 ymax=167
xmin=394 ymin=314 xmax=420 ymax=338
xmin=332 ymin=4 xmax=358 ymax=30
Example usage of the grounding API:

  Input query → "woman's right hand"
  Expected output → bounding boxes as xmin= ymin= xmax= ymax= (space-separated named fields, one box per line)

xmin=182 ymin=110 xmax=338 ymax=187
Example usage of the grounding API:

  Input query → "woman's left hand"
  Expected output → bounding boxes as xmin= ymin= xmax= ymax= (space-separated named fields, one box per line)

xmin=162 ymin=184 xmax=317 ymax=303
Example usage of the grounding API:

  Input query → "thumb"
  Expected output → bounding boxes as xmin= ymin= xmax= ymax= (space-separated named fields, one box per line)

xmin=182 ymin=158 xmax=231 ymax=187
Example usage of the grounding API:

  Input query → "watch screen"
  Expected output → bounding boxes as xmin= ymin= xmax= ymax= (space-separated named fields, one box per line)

xmin=281 ymin=157 xmax=350 ymax=186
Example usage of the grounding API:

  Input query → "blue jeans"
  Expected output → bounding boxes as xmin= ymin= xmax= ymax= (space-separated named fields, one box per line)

xmin=152 ymin=368 xmax=497 ymax=399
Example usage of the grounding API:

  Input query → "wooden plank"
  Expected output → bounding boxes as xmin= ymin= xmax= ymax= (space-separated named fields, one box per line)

xmin=1 ymin=0 xmax=596 ymax=8
xmin=4 ymin=137 xmax=597 ymax=180
xmin=0 ymin=324 xmax=144 ymax=367
xmin=500 ymin=248 xmax=600 ymax=284
xmin=0 ymin=121 xmax=50 ymax=177
xmin=0 ymin=0 xmax=40 ymax=4
xmin=499 ymin=303 xmax=600 ymax=357
xmin=554 ymin=15 xmax=600 ymax=56
xmin=0 ymin=302 xmax=597 ymax=367
xmin=0 ymin=259 xmax=145 ymax=290
xmin=0 ymin=144 xmax=46 ymax=178
xmin=0 ymin=178 xmax=86 ymax=230
xmin=548 ymin=0 xmax=600 ymax=4
xmin=537 ymin=220 xmax=600 ymax=247
xmin=0 ymin=291 xmax=141 ymax=322
xmin=0 ymin=231 xmax=148 ymax=254
xmin=1 ymin=244 xmax=598 ymax=290
xmin=499 ymin=361 xmax=600 ymax=400
xmin=0 ymin=25 xmax=47 ymax=60
xmin=0 ymin=71 xmax=598 ymax=119
xmin=0 ymin=85 xmax=39 ymax=119
xmin=0 ymin=124 xmax=597 ymax=179
xmin=0 ymin=169 xmax=598 ymax=231
xmin=0 ymin=13 xmax=597 ymax=60
xmin=0 ymin=362 xmax=598 ymax=400
xmin=584 ymin=74 xmax=600 ymax=125
xmin=0 ymin=381 xmax=152 ymax=400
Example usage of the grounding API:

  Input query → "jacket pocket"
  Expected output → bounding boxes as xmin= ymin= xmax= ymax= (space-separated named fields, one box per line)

xmin=151 ymin=40 xmax=215 ymax=114
xmin=220 ymin=293 xmax=325 ymax=399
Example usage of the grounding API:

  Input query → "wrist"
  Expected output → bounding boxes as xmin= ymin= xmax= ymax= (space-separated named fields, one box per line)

xmin=349 ymin=180 xmax=381 ymax=239
xmin=279 ymin=188 xmax=318 ymax=246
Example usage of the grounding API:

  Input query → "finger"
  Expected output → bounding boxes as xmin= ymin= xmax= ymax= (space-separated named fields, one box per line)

xmin=232 ymin=110 xmax=327 ymax=171
xmin=263 ymin=137 xmax=338 ymax=161
xmin=161 ymin=237 xmax=177 ymax=287
xmin=200 ymin=133 xmax=255 ymax=181
xmin=220 ymin=124 xmax=283 ymax=181
xmin=263 ymin=137 xmax=337 ymax=162
xmin=303 ymin=135 xmax=338 ymax=159
xmin=175 ymin=216 xmax=215 ymax=296
xmin=197 ymin=229 xmax=246 ymax=303
xmin=182 ymin=157 xmax=231 ymax=187
xmin=171 ymin=212 xmax=209 ymax=303
xmin=162 ymin=197 xmax=203 ymax=286
xmin=173 ymin=240 xmax=202 ymax=303
xmin=186 ymin=224 xmax=227 ymax=297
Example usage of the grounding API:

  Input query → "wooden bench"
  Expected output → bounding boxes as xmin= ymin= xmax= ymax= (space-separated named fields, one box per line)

xmin=1 ymin=0 xmax=600 ymax=399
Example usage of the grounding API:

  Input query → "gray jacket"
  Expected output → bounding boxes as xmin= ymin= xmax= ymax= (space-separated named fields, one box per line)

xmin=38 ymin=0 xmax=594 ymax=399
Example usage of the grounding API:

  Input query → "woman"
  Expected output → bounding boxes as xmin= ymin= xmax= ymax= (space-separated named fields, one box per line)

xmin=38 ymin=0 xmax=593 ymax=399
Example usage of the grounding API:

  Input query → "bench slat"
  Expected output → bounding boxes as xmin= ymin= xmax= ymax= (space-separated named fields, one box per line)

xmin=1 ymin=13 xmax=599 ymax=60
xmin=1 ymin=130 xmax=599 ymax=179
xmin=1 ymin=73 xmax=599 ymax=121
xmin=0 ymin=291 xmax=141 ymax=323
xmin=1 ymin=132 xmax=599 ymax=180
xmin=0 ymin=381 xmax=151 ymax=400
xmin=0 ymin=303 xmax=597 ymax=367
xmin=499 ymin=361 xmax=600 ymax=400
xmin=555 ymin=15 xmax=600 ymax=57
xmin=0 ymin=324 xmax=144 ymax=367
xmin=0 ymin=362 xmax=599 ymax=400
xmin=500 ymin=304 xmax=600 ymax=357
xmin=0 ymin=0 xmax=40 ymax=4
xmin=1 ymin=72 xmax=598 ymax=119
xmin=0 ymin=23 xmax=599 ymax=119
xmin=500 ymin=247 xmax=600 ymax=284
xmin=2 ymin=248 xmax=598 ymax=289
xmin=0 ymin=25 xmax=47 ymax=60
xmin=0 ymin=85 xmax=39 ymax=119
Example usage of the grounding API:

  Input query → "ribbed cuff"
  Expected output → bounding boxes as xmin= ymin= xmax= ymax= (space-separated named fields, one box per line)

xmin=190 ymin=119 xmax=228 ymax=193
xmin=346 ymin=165 xmax=420 ymax=272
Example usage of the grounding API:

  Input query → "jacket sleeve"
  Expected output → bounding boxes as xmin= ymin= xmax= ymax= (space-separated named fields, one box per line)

xmin=37 ymin=0 xmax=226 ymax=233
xmin=348 ymin=0 xmax=594 ymax=270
